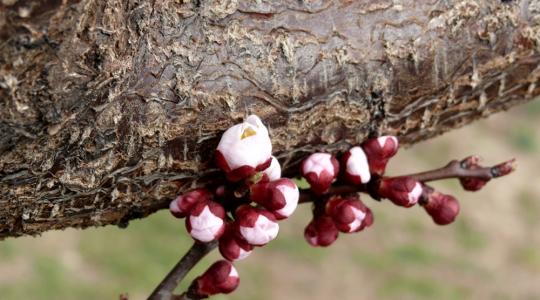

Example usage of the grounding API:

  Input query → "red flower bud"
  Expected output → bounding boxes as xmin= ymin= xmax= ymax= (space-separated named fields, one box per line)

xmin=301 ymin=153 xmax=339 ymax=195
xmin=341 ymin=146 xmax=371 ymax=185
xmin=326 ymin=197 xmax=373 ymax=233
xmin=186 ymin=201 xmax=226 ymax=243
xmin=458 ymin=157 xmax=516 ymax=191
xmin=219 ymin=224 xmax=253 ymax=262
xmin=250 ymin=178 xmax=299 ymax=220
xmin=378 ymin=177 xmax=423 ymax=207
xmin=423 ymin=191 xmax=460 ymax=225
xmin=458 ymin=156 xmax=488 ymax=191
xmin=194 ymin=260 xmax=239 ymax=297
xmin=459 ymin=175 xmax=488 ymax=191
xmin=215 ymin=115 xmax=273 ymax=182
xmin=304 ymin=216 xmax=339 ymax=247
xmin=362 ymin=136 xmax=399 ymax=175
xmin=169 ymin=188 xmax=213 ymax=218
xmin=235 ymin=205 xmax=279 ymax=246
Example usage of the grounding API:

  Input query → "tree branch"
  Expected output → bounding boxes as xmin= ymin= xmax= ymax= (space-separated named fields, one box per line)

xmin=148 ymin=241 xmax=218 ymax=300
xmin=1 ymin=0 xmax=539 ymax=239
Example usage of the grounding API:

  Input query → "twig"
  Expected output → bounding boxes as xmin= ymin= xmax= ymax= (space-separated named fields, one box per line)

xmin=298 ymin=157 xmax=516 ymax=203
xmin=406 ymin=158 xmax=516 ymax=182
xmin=148 ymin=241 xmax=218 ymax=300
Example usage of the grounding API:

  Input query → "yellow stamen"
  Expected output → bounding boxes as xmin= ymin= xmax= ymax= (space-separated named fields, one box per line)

xmin=241 ymin=127 xmax=257 ymax=139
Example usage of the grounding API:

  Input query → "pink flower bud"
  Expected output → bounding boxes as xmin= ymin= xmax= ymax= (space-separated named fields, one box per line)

xmin=301 ymin=153 xmax=339 ymax=195
xmin=235 ymin=205 xmax=279 ymax=246
xmin=250 ymin=178 xmax=299 ymax=220
xmin=423 ymin=191 xmax=460 ymax=225
xmin=362 ymin=136 xmax=399 ymax=175
xmin=219 ymin=225 xmax=253 ymax=262
xmin=169 ymin=188 xmax=213 ymax=218
xmin=194 ymin=260 xmax=239 ymax=296
xmin=262 ymin=156 xmax=282 ymax=182
xmin=342 ymin=146 xmax=371 ymax=185
xmin=378 ymin=177 xmax=423 ymax=207
xmin=304 ymin=216 xmax=339 ymax=247
xmin=326 ymin=197 xmax=373 ymax=233
xmin=186 ymin=201 xmax=226 ymax=242
xmin=215 ymin=115 xmax=273 ymax=182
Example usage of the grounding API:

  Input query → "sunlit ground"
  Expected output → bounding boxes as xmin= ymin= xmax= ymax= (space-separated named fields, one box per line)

xmin=1 ymin=100 xmax=539 ymax=300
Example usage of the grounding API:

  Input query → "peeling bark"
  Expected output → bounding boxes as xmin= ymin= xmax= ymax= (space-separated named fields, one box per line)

xmin=1 ymin=0 xmax=539 ymax=238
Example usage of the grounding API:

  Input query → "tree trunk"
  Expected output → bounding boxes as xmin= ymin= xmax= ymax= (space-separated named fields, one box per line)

xmin=1 ymin=0 xmax=539 ymax=239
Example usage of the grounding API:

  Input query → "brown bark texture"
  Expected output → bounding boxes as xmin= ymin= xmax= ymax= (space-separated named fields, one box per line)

xmin=1 ymin=0 xmax=539 ymax=239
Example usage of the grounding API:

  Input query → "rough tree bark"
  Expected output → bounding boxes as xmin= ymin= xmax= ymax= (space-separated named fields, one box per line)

xmin=1 ymin=0 xmax=539 ymax=239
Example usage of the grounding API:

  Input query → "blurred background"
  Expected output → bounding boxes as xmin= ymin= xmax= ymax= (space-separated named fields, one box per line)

xmin=0 ymin=100 xmax=539 ymax=300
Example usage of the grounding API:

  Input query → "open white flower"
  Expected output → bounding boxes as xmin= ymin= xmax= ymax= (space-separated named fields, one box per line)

xmin=215 ymin=115 xmax=272 ymax=181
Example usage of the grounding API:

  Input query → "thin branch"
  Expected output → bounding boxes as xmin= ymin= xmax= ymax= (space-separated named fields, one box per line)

xmin=148 ymin=241 xmax=218 ymax=300
xmin=406 ymin=158 xmax=516 ymax=183
xmin=298 ymin=157 xmax=516 ymax=203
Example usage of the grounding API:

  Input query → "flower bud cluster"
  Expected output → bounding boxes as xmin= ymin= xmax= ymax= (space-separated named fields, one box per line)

xmin=165 ymin=118 xmax=514 ymax=297
xmin=170 ymin=115 xmax=299 ymax=297
xmin=300 ymin=136 xmax=422 ymax=207
xmin=300 ymin=136 xmax=411 ymax=246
